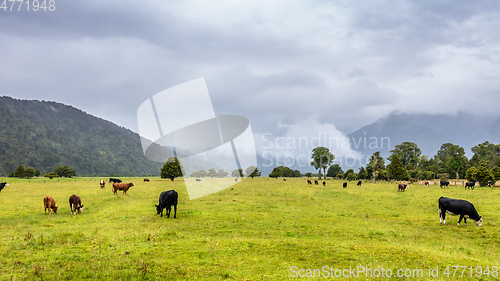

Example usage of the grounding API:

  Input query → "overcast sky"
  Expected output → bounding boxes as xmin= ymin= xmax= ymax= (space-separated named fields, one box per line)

xmin=2 ymin=0 xmax=500 ymax=166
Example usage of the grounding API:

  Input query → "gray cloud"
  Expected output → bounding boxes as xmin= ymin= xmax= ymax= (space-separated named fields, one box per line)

xmin=2 ymin=0 xmax=500 ymax=165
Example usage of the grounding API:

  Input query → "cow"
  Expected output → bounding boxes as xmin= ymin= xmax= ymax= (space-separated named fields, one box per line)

xmin=112 ymin=183 xmax=134 ymax=195
xmin=69 ymin=195 xmax=84 ymax=215
xmin=307 ymin=179 xmax=312 ymax=185
xmin=398 ymin=183 xmax=408 ymax=192
xmin=357 ymin=181 xmax=362 ymax=186
xmin=314 ymin=180 xmax=319 ymax=185
xmin=440 ymin=180 xmax=450 ymax=188
xmin=465 ymin=182 xmax=475 ymax=190
xmin=283 ymin=178 xmax=286 ymax=181
xmin=144 ymin=178 xmax=150 ymax=182
xmin=0 ymin=182 xmax=8 ymax=192
xmin=43 ymin=196 xmax=58 ymax=215
xmin=322 ymin=181 xmax=326 ymax=186
xmin=343 ymin=182 xmax=347 ymax=188
xmin=424 ymin=181 xmax=430 ymax=187
xmin=438 ymin=197 xmax=482 ymax=226
xmin=99 ymin=180 xmax=105 ymax=189
xmin=488 ymin=181 xmax=493 ymax=187
xmin=156 ymin=190 xmax=178 ymax=218
xmin=196 ymin=178 xmax=202 ymax=182
xmin=109 ymin=178 xmax=122 ymax=183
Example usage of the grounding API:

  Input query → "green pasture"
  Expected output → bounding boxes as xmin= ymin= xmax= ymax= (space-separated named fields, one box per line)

xmin=0 ymin=177 xmax=499 ymax=280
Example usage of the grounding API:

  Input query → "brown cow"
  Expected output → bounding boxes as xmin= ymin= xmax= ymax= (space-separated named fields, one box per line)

xmin=69 ymin=195 xmax=84 ymax=215
xmin=424 ymin=181 xmax=429 ymax=187
xmin=100 ymin=180 xmax=105 ymax=188
xmin=307 ymin=179 xmax=312 ymax=185
xmin=43 ymin=196 xmax=58 ymax=215
xmin=398 ymin=183 xmax=408 ymax=192
xmin=144 ymin=178 xmax=150 ymax=182
xmin=113 ymin=182 xmax=134 ymax=195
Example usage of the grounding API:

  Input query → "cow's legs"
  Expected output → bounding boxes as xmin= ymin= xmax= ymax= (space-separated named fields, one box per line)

xmin=166 ymin=207 xmax=171 ymax=218
xmin=458 ymin=214 xmax=465 ymax=225
xmin=173 ymin=204 xmax=177 ymax=218
xmin=439 ymin=208 xmax=446 ymax=224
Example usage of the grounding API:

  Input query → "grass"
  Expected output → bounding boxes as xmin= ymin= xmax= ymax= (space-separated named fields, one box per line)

xmin=0 ymin=177 xmax=499 ymax=280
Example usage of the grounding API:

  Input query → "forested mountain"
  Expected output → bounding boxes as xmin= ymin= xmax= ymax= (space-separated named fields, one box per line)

xmin=0 ymin=96 xmax=161 ymax=176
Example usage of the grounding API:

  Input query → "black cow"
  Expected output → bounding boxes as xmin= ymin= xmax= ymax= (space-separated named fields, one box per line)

xmin=465 ymin=182 xmax=475 ymax=190
xmin=488 ymin=181 xmax=493 ymax=187
xmin=357 ymin=181 xmax=362 ymax=186
xmin=0 ymin=182 xmax=8 ymax=192
xmin=398 ymin=183 xmax=408 ymax=192
xmin=440 ymin=180 xmax=450 ymax=188
xmin=439 ymin=197 xmax=482 ymax=226
xmin=343 ymin=182 xmax=347 ymax=188
xmin=109 ymin=178 xmax=122 ymax=183
xmin=314 ymin=180 xmax=319 ymax=185
xmin=322 ymin=181 xmax=326 ymax=186
xmin=196 ymin=178 xmax=201 ymax=182
xmin=156 ymin=190 xmax=178 ymax=218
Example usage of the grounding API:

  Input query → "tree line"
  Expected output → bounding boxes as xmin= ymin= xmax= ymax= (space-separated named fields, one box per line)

xmin=313 ymin=141 xmax=500 ymax=187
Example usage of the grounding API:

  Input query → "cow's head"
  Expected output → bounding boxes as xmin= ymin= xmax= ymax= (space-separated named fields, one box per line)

xmin=474 ymin=216 xmax=483 ymax=226
xmin=78 ymin=205 xmax=84 ymax=213
xmin=53 ymin=206 xmax=58 ymax=213
xmin=155 ymin=204 xmax=162 ymax=214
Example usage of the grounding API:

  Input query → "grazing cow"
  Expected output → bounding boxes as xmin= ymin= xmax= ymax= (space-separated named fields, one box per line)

xmin=0 ymin=182 xmax=8 ymax=192
xmin=465 ymin=182 xmax=475 ymax=190
xmin=235 ymin=178 xmax=238 ymax=183
xmin=438 ymin=197 xmax=482 ymax=226
xmin=109 ymin=178 xmax=122 ymax=183
xmin=314 ymin=180 xmax=319 ymax=185
xmin=112 ymin=183 xmax=134 ymax=195
xmin=398 ymin=183 xmax=408 ymax=192
xmin=322 ymin=181 xmax=326 ymax=186
xmin=307 ymin=179 xmax=312 ymax=185
xmin=99 ymin=180 xmax=105 ymax=189
xmin=43 ymin=196 xmax=58 ymax=215
xmin=283 ymin=178 xmax=287 ymax=181
xmin=424 ymin=181 xmax=430 ymax=187
xmin=343 ymin=182 xmax=347 ymax=188
xmin=196 ymin=178 xmax=201 ymax=182
xmin=488 ymin=181 xmax=493 ymax=187
xmin=144 ymin=178 xmax=150 ymax=182
xmin=156 ymin=190 xmax=178 ymax=218
xmin=440 ymin=180 xmax=450 ymax=188
xmin=69 ymin=195 xmax=84 ymax=215
xmin=357 ymin=181 xmax=362 ymax=186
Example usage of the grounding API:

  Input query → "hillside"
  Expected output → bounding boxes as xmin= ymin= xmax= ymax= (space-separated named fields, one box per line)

xmin=0 ymin=96 xmax=162 ymax=176
xmin=348 ymin=111 xmax=498 ymax=161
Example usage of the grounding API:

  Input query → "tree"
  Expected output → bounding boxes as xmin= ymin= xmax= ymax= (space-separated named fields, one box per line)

xmin=207 ymin=168 xmax=217 ymax=178
xmin=304 ymin=172 xmax=313 ymax=178
xmin=465 ymin=167 xmax=478 ymax=182
xmin=191 ymin=169 xmax=208 ymax=178
xmin=245 ymin=166 xmax=261 ymax=178
xmin=326 ymin=164 xmax=343 ymax=178
xmin=367 ymin=151 xmax=385 ymax=183
xmin=161 ymin=157 xmax=183 ymax=181
xmin=14 ymin=165 xmax=26 ymax=178
xmin=387 ymin=154 xmax=408 ymax=180
xmin=344 ymin=169 xmax=356 ymax=181
xmin=435 ymin=143 xmax=468 ymax=177
xmin=476 ymin=161 xmax=494 ymax=186
xmin=358 ymin=166 xmax=367 ymax=180
xmin=390 ymin=142 xmax=421 ymax=169
xmin=470 ymin=141 xmax=500 ymax=168
xmin=54 ymin=166 xmax=76 ymax=178
xmin=492 ymin=166 xmax=500 ymax=181
xmin=44 ymin=172 xmax=59 ymax=179
xmin=269 ymin=166 xmax=283 ymax=178
xmin=216 ymin=170 xmax=228 ymax=178
xmin=231 ymin=169 xmax=243 ymax=178
xmin=310 ymin=147 xmax=334 ymax=180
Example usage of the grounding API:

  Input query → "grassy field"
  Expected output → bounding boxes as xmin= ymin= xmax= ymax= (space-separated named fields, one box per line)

xmin=0 ymin=177 xmax=499 ymax=280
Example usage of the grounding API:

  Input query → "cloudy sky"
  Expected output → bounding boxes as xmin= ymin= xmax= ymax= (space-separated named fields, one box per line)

xmin=2 ymin=0 xmax=500 ymax=168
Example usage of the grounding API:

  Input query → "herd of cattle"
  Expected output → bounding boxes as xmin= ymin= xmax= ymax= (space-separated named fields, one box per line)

xmin=0 ymin=178 xmax=178 ymax=219
xmin=303 ymin=178 xmax=485 ymax=227
xmin=0 ymin=177 xmax=489 ymax=226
